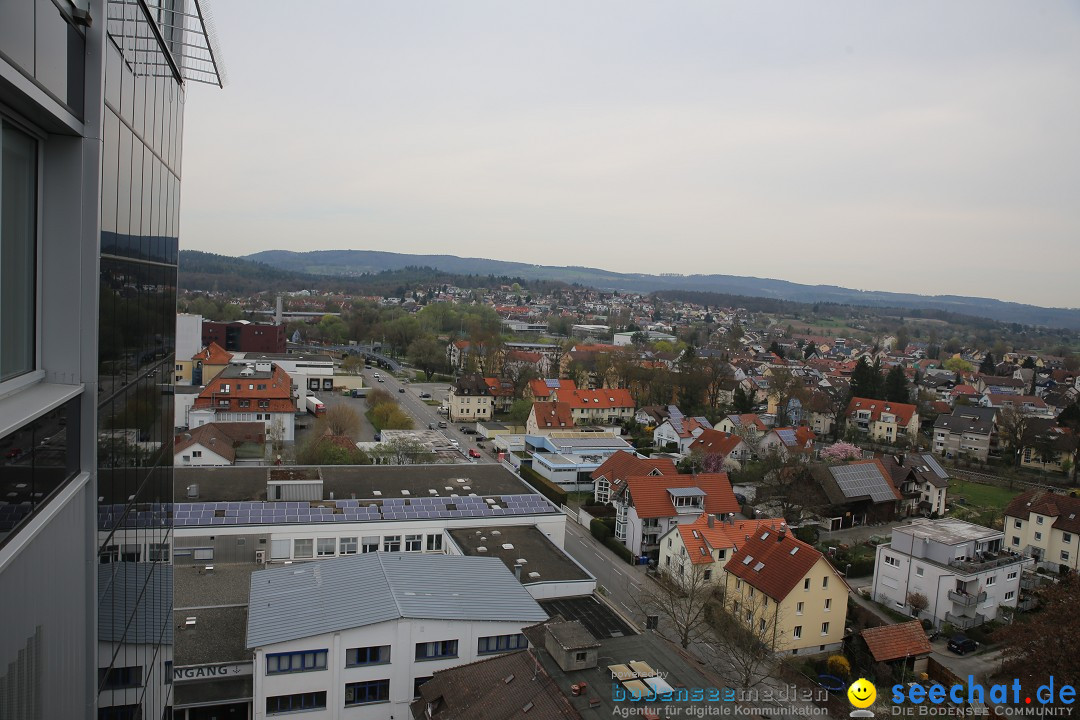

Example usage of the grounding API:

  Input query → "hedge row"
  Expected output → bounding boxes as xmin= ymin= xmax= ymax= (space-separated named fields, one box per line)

xmin=518 ymin=465 xmax=569 ymax=506
xmin=590 ymin=518 xmax=634 ymax=564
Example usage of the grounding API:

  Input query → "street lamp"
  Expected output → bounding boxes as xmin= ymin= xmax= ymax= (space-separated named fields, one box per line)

xmin=845 ymin=563 xmax=852 ymax=578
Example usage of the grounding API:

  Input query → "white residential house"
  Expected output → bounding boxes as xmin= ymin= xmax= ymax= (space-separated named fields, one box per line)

xmin=871 ymin=518 xmax=1032 ymax=630
xmin=247 ymin=554 xmax=549 ymax=720
xmin=612 ymin=475 xmax=740 ymax=558
xmin=652 ymin=407 xmax=712 ymax=454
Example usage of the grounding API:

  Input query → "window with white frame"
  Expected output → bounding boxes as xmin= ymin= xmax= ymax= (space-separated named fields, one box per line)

xmin=1036 ymin=515 xmax=1044 ymax=525
xmin=293 ymin=539 xmax=313 ymax=559
xmin=383 ymin=535 xmax=401 ymax=552
xmin=986 ymin=576 xmax=996 ymax=586
xmin=477 ymin=634 xmax=528 ymax=654
xmin=317 ymin=538 xmax=335 ymax=557
xmin=824 ymin=598 xmax=831 ymax=611
xmin=1004 ymin=591 xmax=1015 ymax=601
xmin=405 ymin=534 xmax=422 ymax=552
xmin=915 ymin=566 xmax=924 ymax=577
xmin=884 ymin=555 xmax=900 ymax=568
xmin=415 ymin=640 xmax=458 ymax=661
xmin=340 ymin=537 xmax=358 ymax=555
xmin=1064 ymin=533 xmax=1073 ymax=544
xmin=796 ymin=602 xmax=804 ymax=615
xmin=1062 ymin=550 xmax=1071 ymax=562
xmin=793 ymin=626 xmax=802 ymax=639
xmin=821 ymin=622 xmax=830 ymax=635
xmin=426 ymin=534 xmax=443 ymax=551
xmin=362 ymin=536 xmax=379 ymax=553
xmin=1007 ymin=571 xmax=1018 ymax=580
xmin=1035 ymin=531 xmax=1043 ymax=541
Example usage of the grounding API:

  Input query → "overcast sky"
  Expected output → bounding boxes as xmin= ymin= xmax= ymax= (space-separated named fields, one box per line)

xmin=180 ymin=1 xmax=1080 ymax=308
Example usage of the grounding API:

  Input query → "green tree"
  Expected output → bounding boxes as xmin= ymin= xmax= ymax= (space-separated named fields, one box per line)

xmin=978 ymin=352 xmax=996 ymax=376
xmin=884 ymin=365 xmax=911 ymax=403
xmin=943 ymin=357 xmax=974 ymax=374
xmin=508 ymin=398 xmax=532 ymax=425
xmin=850 ymin=357 xmax=883 ymax=400
xmin=732 ymin=385 xmax=754 ymax=414
xmin=407 ymin=336 xmax=446 ymax=381
xmin=317 ymin=314 xmax=349 ymax=344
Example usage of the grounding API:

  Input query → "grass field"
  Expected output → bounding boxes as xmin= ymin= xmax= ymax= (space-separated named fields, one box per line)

xmin=949 ymin=479 xmax=1023 ymax=510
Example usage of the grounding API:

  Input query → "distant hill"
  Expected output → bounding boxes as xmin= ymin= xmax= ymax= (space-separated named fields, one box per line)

xmin=245 ymin=249 xmax=1080 ymax=330
xmin=178 ymin=250 xmax=554 ymax=297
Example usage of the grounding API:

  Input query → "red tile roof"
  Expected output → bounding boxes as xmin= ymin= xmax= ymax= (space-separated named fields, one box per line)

xmin=483 ymin=377 xmax=515 ymax=397
xmin=527 ymin=378 xmax=577 ymax=400
xmin=192 ymin=341 xmax=233 ymax=365
xmin=678 ymin=516 xmax=785 ymax=565
xmin=564 ymin=388 xmax=635 ymax=410
xmin=174 ymin=422 xmax=266 ymax=462
xmin=624 ymin=473 xmax=739 ymax=519
xmin=860 ymin=621 xmax=933 ymax=662
xmin=846 ymin=397 xmax=918 ymax=427
xmin=1004 ymin=488 xmax=1080 ymax=534
xmin=590 ymin=450 xmax=676 ymax=483
xmin=530 ymin=402 xmax=575 ymax=429
xmin=689 ymin=429 xmax=746 ymax=458
xmin=724 ymin=527 xmax=826 ymax=601
xmin=194 ymin=364 xmax=294 ymax=413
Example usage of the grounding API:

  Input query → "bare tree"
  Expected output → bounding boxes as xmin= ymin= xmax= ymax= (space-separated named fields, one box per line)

xmin=711 ymin=581 xmax=784 ymax=689
xmin=636 ymin=561 xmax=717 ymax=649
xmin=997 ymin=406 xmax=1034 ymax=466
xmin=768 ymin=367 xmax=808 ymax=427
xmin=369 ymin=437 xmax=434 ymax=465
xmin=323 ymin=404 xmax=361 ymax=437
xmin=907 ymin=591 xmax=929 ymax=619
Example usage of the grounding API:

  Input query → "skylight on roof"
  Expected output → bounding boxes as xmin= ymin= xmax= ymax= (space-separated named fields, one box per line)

xmin=753 ymin=562 xmax=765 ymax=571
xmin=742 ymin=555 xmax=753 ymax=565
xmin=790 ymin=547 xmax=799 ymax=555
xmin=760 ymin=531 xmax=770 ymax=540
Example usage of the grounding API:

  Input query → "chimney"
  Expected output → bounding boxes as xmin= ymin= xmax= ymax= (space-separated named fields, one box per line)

xmin=707 ymin=515 xmax=715 ymax=528
xmin=778 ymin=522 xmax=787 ymax=541
xmin=275 ymin=295 xmax=283 ymax=325
xmin=513 ymin=564 xmax=522 ymax=581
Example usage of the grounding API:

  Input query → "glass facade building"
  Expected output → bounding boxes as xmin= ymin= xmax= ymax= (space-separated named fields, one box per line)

xmin=0 ymin=2 xmax=221 ymax=718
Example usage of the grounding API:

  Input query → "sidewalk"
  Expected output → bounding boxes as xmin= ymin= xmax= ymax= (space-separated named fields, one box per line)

xmin=846 ymin=575 xmax=897 ymax=625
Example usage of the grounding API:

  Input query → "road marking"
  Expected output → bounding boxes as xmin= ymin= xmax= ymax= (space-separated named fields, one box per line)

xmin=612 ymin=569 xmax=622 ymax=577
xmin=593 ymin=552 xmax=603 ymax=559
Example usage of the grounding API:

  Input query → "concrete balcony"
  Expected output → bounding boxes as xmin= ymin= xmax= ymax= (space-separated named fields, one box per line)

xmin=945 ymin=611 xmax=987 ymax=630
xmin=948 ymin=590 xmax=986 ymax=607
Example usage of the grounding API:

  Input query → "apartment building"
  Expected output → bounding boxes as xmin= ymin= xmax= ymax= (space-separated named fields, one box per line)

xmin=0 ymin=2 xmax=221 ymax=717
xmin=658 ymin=515 xmax=783 ymax=586
xmin=189 ymin=362 xmax=296 ymax=441
xmin=723 ymin=525 xmax=849 ymax=656
xmin=561 ymin=388 xmax=635 ymax=426
xmin=1003 ymin=489 xmax=1080 ymax=572
xmin=590 ymin=450 xmax=676 ymax=505
xmin=932 ymin=407 xmax=996 ymax=461
xmin=448 ymin=375 xmax=493 ymax=423
xmin=613 ymin=474 xmax=740 ymax=557
xmin=845 ymin=397 xmax=920 ymax=443
xmin=248 ymin=554 xmax=549 ymax=719
xmin=872 ymin=519 xmax=1032 ymax=630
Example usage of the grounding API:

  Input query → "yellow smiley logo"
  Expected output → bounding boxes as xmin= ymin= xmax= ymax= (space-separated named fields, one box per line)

xmin=847 ymin=678 xmax=876 ymax=709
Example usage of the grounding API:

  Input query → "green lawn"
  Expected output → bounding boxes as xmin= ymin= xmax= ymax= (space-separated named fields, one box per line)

xmin=950 ymin=479 xmax=1022 ymax=510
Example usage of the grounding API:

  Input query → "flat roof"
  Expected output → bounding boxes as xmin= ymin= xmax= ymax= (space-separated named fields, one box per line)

xmin=174 ymin=463 xmax=546 ymax=503
xmin=237 ymin=352 xmax=332 ymax=362
xmin=447 ymin=526 xmax=592 ymax=585
xmin=174 ymin=606 xmax=250 ymax=666
xmin=174 ymin=562 xmax=255 ymax=608
xmin=895 ymin=518 xmax=1002 ymax=545
xmin=538 ymin=596 xmax=634 ymax=640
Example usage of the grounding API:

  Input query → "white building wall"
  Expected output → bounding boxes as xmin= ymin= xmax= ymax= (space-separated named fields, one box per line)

xmin=253 ymin=617 xmax=537 ymax=720
xmin=176 ymin=314 xmax=204 ymax=362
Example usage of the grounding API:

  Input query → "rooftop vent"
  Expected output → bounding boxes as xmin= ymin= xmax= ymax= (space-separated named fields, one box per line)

xmin=528 ymin=571 xmax=541 ymax=578
xmin=502 ymin=544 xmax=515 ymax=550
xmin=477 ymin=546 xmax=487 ymax=552
xmin=373 ymin=490 xmax=382 ymax=496
xmin=401 ymin=490 xmax=410 ymax=496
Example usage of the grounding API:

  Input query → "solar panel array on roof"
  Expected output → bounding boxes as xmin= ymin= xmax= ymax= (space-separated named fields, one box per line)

xmin=831 ymin=463 xmax=897 ymax=502
xmin=121 ymin=493 xmax=556 ymax=529
xmin=920 ymin=454 xmax=948 ymax=479
xmin=668 ymin=406 xmax=685 ymax=434
xmin=776 ymin=428 xmax=797 ymax=446
xmin=545 ymin=379 xmax=561 ymax=388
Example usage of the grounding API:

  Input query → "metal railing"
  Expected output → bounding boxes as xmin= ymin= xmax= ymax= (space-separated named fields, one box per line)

xmin=947 ymin=590 xmax=986 ymax=607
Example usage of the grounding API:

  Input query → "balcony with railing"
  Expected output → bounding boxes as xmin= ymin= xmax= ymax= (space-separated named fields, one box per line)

xmin=948 ymin=550 xmax=1028 ymax=574
xmin=948 ymin=589 xmax=987 ymax=607
xmin=945 ymin=611 xmax=987 ymax=630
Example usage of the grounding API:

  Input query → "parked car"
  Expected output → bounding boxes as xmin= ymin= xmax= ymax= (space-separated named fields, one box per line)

xmin=418 ymin=392 xmax=432 ymax=399
xmin=429 ymin=422 xmax=436 ymax=430
xmin=398 ymin=388 xmax=406 ymax=393
xmin=377 ymin=378 xmax=384 ymax=383
xmin=468 ymin=449 xmax=481 ymax=458
xmin=947 ymin=635 xmax=978 ymax=655
xmin=438 ymin=421 xmax=448 ymax=428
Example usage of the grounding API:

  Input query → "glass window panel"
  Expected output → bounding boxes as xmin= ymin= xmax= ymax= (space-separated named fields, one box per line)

xmin=129 ymin=141 xmax=143 ymax=238
xmin=34 ymin=0 xmax=69 ymax=103
xmin=142 ymin=149 xmax=153 ymax=255
xmin=101 ymin=110 xmax=120 ymax=235
xmin=116 ymin=125 xmax=132 ymax=235
xmin=0 ymin=0 xmax=35 ymax=69
xmin=105 ymin=33 xmax=122 ymax=110
xmin=1 ymin=122 xmax=38 ymax=382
